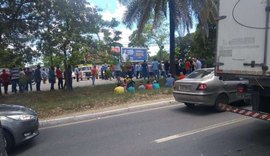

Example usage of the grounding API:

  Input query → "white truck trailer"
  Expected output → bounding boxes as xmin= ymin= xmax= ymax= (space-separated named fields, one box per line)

xmin=215 ymin=0 xmax=270 ymax=118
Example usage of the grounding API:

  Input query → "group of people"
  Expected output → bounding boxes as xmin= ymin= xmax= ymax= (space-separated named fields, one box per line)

xmin=113 ymin=72 xmax=179 ymax=94
xmin=0 ymin=66 xmax=34 ymax=94
xmin=177 ymin=57 xmax=204 ymax=75
xmin=0 ymin=65 xmax=74 ymax=95
xmin=114 ymin=78 xmax=162 ymax=94
xmin=100 ymin=56 xmax=205 ymax=83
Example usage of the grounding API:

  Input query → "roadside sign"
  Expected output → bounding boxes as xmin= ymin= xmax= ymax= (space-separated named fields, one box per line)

xmin=121 ymin=47 xmax=148 ymax=62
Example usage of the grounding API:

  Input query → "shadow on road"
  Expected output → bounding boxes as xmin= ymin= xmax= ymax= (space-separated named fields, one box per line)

xmin=9 ymin=139 xmax=37 ymax=156
xmin=172 ymin=105 xmax=220 ymax=116
xmin=172 ymin=100 xmax=250 ymax=116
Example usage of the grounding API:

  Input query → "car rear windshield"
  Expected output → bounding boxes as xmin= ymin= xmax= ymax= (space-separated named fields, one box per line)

xmin=187 ymin=69 xmax=214 ymax=79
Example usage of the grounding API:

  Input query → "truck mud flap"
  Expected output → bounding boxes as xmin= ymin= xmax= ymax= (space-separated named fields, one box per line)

xmin=218 ymin=103 xmax=270 ymax=121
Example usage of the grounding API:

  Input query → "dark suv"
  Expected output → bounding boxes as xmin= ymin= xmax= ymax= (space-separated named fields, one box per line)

xmin=0 ymin=104 xmax=39 ymax=151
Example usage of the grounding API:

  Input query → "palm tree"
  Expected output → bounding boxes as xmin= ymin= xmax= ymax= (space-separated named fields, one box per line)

xmin=120 ymin=0 xmax=217 ymax=75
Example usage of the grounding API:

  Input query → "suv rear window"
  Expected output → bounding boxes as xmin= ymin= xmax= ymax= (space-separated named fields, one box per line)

xmin=187 ymin=69 xmax=214 ymax=79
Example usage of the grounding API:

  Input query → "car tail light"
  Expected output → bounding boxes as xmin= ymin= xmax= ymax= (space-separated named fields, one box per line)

xmin=197 ymin=83 xmax=207 ymax=90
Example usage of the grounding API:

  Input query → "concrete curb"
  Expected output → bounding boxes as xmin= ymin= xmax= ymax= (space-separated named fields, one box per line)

xmin=39 ymin=99 xmax=179 ymax=128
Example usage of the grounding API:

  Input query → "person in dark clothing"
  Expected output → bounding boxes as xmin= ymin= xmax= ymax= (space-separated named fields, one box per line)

xmin=25 ymin=68 xmax=33 ymax=91
xmin=164 ymin=60 xmax=170 ymax=77
xmin=141 ymin=60 xmax=148 ymax=80
xmin=34 ymin=65 xmax=42 ymax=91
xmin=10 ymin=65 xmax=20 ymax=93
xmin=49 ymin=66 xmax=56 ymax=91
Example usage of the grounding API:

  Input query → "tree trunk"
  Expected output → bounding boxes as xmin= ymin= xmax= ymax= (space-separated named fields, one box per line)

xmin=169 ymin=0 xmax=176 ymax=75
xmin=63 ymin=47 xmax=69 ymax=90
xmin=0 ymin=122 xmax=7 ymax=156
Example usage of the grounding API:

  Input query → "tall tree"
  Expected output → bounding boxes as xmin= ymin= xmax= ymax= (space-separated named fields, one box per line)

xmin=120 ymin=0 xmax=217 ymax=75
xmin=129 ymin=18 xmax=169 ymax=60
xmin=0 ymin=0 xmax=40 ymax=67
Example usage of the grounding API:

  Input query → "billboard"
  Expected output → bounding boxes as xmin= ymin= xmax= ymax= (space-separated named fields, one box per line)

xmin=121 ymin=47 xmax=148 ymax=62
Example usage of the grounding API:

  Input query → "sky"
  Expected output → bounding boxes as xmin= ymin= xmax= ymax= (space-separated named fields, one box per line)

xmin=89 ymin=1 xmax=132 ymax=44
xmin=88 ymin=0 xmax=196 ymax=56
xmin=88 ymin=0 xmax=164 ymax=56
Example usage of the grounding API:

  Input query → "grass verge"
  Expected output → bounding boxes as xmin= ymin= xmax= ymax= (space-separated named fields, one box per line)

xmin=0 ymin=80 xmax=174 ymax=119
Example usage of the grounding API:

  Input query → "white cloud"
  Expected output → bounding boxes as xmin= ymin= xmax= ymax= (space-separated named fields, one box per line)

xmin=99 ymin=2 xmax=133 ymax=47
xmin=101 ymin=2 xmax=127 ymax=21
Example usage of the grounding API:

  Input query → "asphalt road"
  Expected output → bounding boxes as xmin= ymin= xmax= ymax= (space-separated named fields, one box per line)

xmin=10 ymin=103 xmax=270 ymax=156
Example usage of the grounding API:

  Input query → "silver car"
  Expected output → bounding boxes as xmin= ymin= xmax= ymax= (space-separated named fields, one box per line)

xmin=0 ymin=104 xmax=39 ymax=151
xmin=173 ymin=68 xmax=248 ymax=110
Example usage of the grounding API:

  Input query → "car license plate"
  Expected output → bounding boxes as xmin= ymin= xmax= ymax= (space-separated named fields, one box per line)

xmin=179 ymin=85 xmax=191 ymax=91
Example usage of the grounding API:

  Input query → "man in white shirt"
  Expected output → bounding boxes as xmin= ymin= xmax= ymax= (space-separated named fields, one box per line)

xmin=194 ymin=58 xmax=202 ymax=70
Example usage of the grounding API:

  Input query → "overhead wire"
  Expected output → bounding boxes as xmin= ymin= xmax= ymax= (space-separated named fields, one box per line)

xmin=232 ymin=0 xmax=269 ymax=30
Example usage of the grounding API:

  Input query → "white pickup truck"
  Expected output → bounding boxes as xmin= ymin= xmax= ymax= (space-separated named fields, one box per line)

xmin=72 ymin=66 xmax=91 ymax=80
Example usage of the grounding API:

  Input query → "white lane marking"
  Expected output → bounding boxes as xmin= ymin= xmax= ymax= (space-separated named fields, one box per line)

xmin=154 ymin=117 xmax=249 ymax=143
xmin=40 ymin=103 xmax=183 ymax=130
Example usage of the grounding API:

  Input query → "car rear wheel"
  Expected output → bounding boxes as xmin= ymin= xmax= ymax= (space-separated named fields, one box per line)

xmin=3 ymin=130 xmax=13 ymax=152
xmin=184 ymin=103 xmax=196 ymax=109
xmin=214 ymin=94 xmax=229 ymax=112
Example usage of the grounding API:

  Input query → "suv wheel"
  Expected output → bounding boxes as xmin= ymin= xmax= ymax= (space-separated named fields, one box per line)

xmin=3 ymin=130 xmax=13 ymax=152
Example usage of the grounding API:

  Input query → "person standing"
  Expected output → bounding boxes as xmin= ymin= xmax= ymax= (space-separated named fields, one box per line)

xmin=185 ymin=59 xmax=192 ymax=74
xmin=41 ymin=68 xmax=48 ymax=84
xmin=152 ymin=59 xmax=159 ymax=79
xmin=100 ymin=65 xmax=105 ymax=80
xmin=91 ymin=65 xmax=98 ymax=85
xmin=141 ymin=60 xmax=148 ymax=80
xmin=10 ymin=65 xmax=20 ymax=93
xmin=25 ymin=68 xmax=33 ymax=91
xmin=114 ymin=62 xmax=122 ymax=82
xmin=134 ymin=63 xmax=140 ymax=79
xmin=194 ymin=58 xmax=202 ymax=70
xmin=160 ymin=61 xmax=166 ymax=78
xmin=164 ymin=60 xmax=170 ymax=77
xmin=34 ymin=65 xmax=42 ymax=91
xmin=74 ymin=66 xmax=79 ymax=82
xmin=48 ymin=66 xmax=56 ymax=91
xmin=19 ymin=68 xmax=27 ymax=93
xmin=56 ymin=66 xmax=63 ymax=89
xmin=0 ymin=69 xmax=10 ymax=94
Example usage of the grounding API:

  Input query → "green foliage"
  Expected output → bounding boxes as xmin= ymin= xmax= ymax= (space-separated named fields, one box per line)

xmin=0 ymin=0 xmax=124 ymax=69
xmin=120 ymin=0 xmax=217 ymax=74
xmin=0 ymin=0 xmax=40 ymax=66
xmin=175 ymin=34 xmax=193 ymax=59
xmin=175 ymin=23 xmax=217 ymax=67
xmin=191 ymin=24 xmax=217 ymax=67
